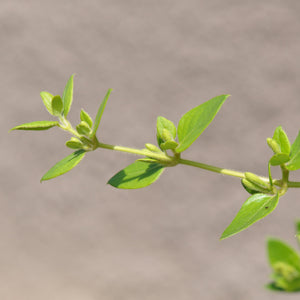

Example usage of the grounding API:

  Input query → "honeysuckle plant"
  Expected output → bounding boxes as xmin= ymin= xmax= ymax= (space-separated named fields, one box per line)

xmin=10 ymin=75 xmax=300 ymax=292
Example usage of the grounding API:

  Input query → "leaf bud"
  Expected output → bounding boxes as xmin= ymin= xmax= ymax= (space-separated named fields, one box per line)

xmin=241 ymin=179 xmax=269 ymax=194
xmin=145 ymin=143 xmax=161 ymax=152
xmin=267 ymin=138 xmax=281 ymax=154
xmin=160 ymin=140 xmax=179 ymax=151
xmin=66 ymin=137 xmax=84 ymax=149
xmin=162 ymin=128 xmax=174 ymax=142
xmin=244 ymin=172 xmax=271 ymax=190
xmin=76 ymin=121 xmax=91 ymax=135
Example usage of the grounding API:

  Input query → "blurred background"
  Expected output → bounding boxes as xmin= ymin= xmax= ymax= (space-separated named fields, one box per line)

xmin=3 ymin=0 xmax=300 ymax=299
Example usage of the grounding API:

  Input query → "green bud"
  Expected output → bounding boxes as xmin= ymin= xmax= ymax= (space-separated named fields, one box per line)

xmin=145 ymin=143 xmax=161 ymax=152
xmin=273 ymin=126 xmax=291 ymax=155
xmin=267 ymin=138 xmax=281 ymax=154
xmin=66 ymin=137 xmax=84 ymax=149
xmin=244 ymin=172 xmax=271 ymax=190
xmin=162 ymin=128 xmax=174 ymax=142
xmin=241 ymin=179 xmax=269 ymax=194
xmin=160 ymin=140 xmax=179 ymax=151
xmin=76 ymin=121 xmax=91 ymax=135
xmin=80 ymin=109 xmax=93 ymax=128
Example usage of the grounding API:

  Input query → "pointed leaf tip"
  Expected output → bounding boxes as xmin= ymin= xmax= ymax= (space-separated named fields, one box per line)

xmin=220 ymin=193 xmax=279 ymax=240
xmin=176 ymin=94 xmax=229 ymax=153
xmin=41 ymin=149 xmax=86 ymax=181
xmin=10 ymin=121 xmax=59 ymax=131
xmin=62 ymin=74 xmax=75 ymax=117
xmin=90 ymin=88 xmax=112 ymax=137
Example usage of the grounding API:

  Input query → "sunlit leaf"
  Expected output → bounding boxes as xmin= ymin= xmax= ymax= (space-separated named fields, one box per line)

xmin=62 ymin=74 xmax=75 ymax=117
xmin=90 ymin=89 xmax=112 ymax=137
xmin=108 ymin=160 xmax=165 ymax=189
xmin=220 ymin=193 xmax=279 ymax=240
xmin=176 ymin=95 xmax=229 ymax=153
xmin=41 ymin=150 xmax=86 ymax=181
xmin=10 ymin=121 xmax=59 ymax=131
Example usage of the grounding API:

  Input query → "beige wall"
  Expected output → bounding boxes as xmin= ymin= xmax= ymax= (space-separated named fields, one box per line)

xmin=4 ymin=1 xmax=300 ymax=299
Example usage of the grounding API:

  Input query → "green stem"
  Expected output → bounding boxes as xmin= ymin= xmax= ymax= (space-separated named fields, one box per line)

xmin=279 ymin=165 xmax=289 ymax=196
xmin=63 ymin=123 xmax=300 ymax=189
xmin=178 ymin=158 xmax=245 ymax=179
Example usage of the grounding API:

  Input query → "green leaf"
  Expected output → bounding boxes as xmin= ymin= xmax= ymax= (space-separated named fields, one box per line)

xmin=76 ymin=121 xmax=91 ymax=135
xmin=65 ymin=137 xmax=84 ymax=149
xmin=90 ymin=89 xmax=112 ymax=137
xmin=62 ymin=74 xmax=75 ymax=117
xmin=51 ymin=95 xmax=63 ymax=116
xmin=273 ymin=126 xmax=291 ymax=155
xmin=80 ymin=109 xmax=93 ymax=128
xmin=220 ymin=193 xmax=279 ymax=240
xmin=156 ymin=116 xmax=177 ymax=148
xmin=160 ymin=140 xmax=179 ymax=150
xmin=41 ymin=150 xmax=86 ymax=181
xmin=10 ymin=121 xmax=59 ymax=131
xmin=108 ymin=161 xmax=165 ymax=189
xmin=176 ymin=95 xmax=229 ymax=153
xmin=269 ymin=153 xmax=290 ymax=166
xmin=286 ymin=131 xmax=300 ymax=170
xmin=40 ymin=91 xmax=54 ymax=115
xmin=267 ymin=238 xmax=300 ymax=272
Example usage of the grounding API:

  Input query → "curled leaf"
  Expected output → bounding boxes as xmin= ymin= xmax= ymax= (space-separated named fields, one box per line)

xmin=10 ymin=121 xmax=59 ymax=131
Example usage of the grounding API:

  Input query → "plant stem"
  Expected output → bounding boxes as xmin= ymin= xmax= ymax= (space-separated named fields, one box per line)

xmin=178 ymin=158 xmax=245 ymax=179
xmin=94 ymin=141 xmax=300 ymax=188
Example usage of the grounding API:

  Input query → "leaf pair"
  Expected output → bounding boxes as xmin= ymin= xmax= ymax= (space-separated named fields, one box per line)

xmin=41 ymin=88 xmax=112 ymax=181
xmin=156 ymin=95 xmax=230 ymax=153
xmin=10 ymin=75 xmax=113 ymax=181
xmin=267 ymin=126 xmax=291 ymax=166
xmin=41 ymin=74 xmax=74 ymax=117
xmin=266 ymin=221 xmax=300 ymax=292
xmin=108 ymin=95 xmax=229 ymax=189
xmin=10 ymin=75 xmax=75 ymax=132
xmin=267 ymin=126 xmax=300 ymax=170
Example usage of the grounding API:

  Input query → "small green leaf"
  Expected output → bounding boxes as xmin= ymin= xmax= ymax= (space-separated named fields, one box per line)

xmin=66 ymin=137 xmax=84 ymax=149
xmin=41 ymin=150 xmax=86 ymax=181
xmin=267 ymin=238 xmax=300 ymax=272
xmin=286 ymin=131 xmax=300 ymax=170
xmin=273 ymin=126 xmax=291 ymax=155
xmin=51 ymin=95 xmax=63 ymax=116
xmin=40 ymin=91 xmax=54 ymax=115
xmin=108 ymin=161 xmax=165 ymax=189
xmin=80 ymin=109 xmax=93 ymax=128
xmin=90 ymin=89 xmax=112 ymax=137
xmin=76 ymin=121 xmax=91 ymax=135
xmin=10 ymin=121 xmax=59 ymax=131
xmin=145 ymin=143 xmax=161 ymax=153
xmin=156 ymin=116 xmax=177 ymax=148
xmin=267 ymin=138 xmax=281 ymax=154
xmin=160 ymin=140 xmax=179 ymax=151
xmin=176 ymin=95 xmax=229 ymax=153
xmin=62 ymin=74 xmax=75 ymax=117
xmin=220 ymin=193 xmax=279 ymax=240
xmin=269 ymin=153 xmax=290 ymax=166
